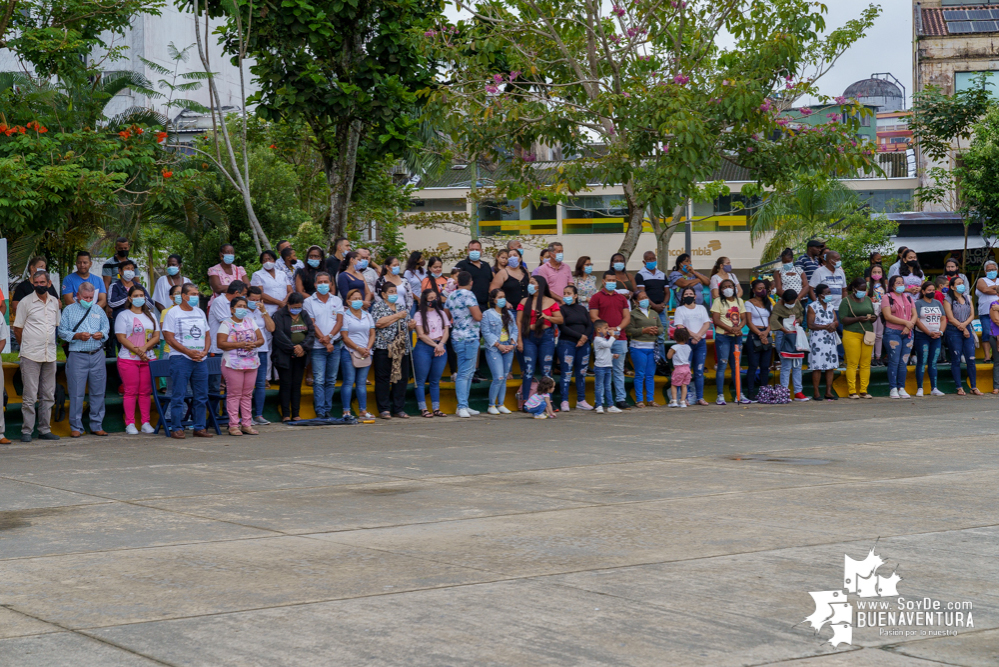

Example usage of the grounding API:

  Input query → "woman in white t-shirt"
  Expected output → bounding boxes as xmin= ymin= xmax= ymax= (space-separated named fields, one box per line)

xmin=413 ymin=287 xmax=451 ymax=417
xmin=153 ymin=254 xmax=192 ymax=312
xmin=217 ymin=295 xmax=265 ymax=435
xmin=709 ymin=256 xmax=743 ymax=300
xmin=672 ymin=286 xmax=712 ymax=406
xmin=114 ymin=285 xmax=160 ymax=435
xmin=339 ymin=289 xmax=377 ymax=420
xmin=251 ymin=249 xmax=293 ymax=315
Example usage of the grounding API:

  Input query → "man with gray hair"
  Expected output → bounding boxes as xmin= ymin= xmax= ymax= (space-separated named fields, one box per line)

xmin=58 ymin=281 xmax=111 ymax=437
xmin=506 ymin=239 xmax=528 ymax=271
xmin=12 ymin=270 xmax=61 ymax=442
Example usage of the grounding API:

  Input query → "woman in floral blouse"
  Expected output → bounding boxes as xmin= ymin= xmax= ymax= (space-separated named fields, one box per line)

xmin=371 ymin=280 xmax=415 ymax=419
xmin=572 ymin=256 xmax=598 ymax=305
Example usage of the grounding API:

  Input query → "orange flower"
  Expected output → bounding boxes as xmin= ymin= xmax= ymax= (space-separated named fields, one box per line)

xmin=156 ymin=131 xmax=168 ymax=143
xmin=14 ymin=126 xmax=25 ymax=134
xmin=269 ymin=144 xmax=276 ymax=149
xmin=119 ymin=130 xmax=131 ymax=139
xmin=162 ymin=170 xmax=173 ymax=178
xmin=38 ymin=125 xmax=47 ymax=133
xmin=136 ymin=128 xmax=144 ymax=134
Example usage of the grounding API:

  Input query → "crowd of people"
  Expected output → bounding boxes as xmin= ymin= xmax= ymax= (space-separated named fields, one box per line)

xmin=2 ymin=236 xmax=990 ymax=442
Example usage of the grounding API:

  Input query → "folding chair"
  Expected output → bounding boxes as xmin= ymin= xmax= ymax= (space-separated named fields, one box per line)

xmin=204 ymin=355 xmax=225 ymax=435
xmin=150 ymin=359 xmax=191 ymax=436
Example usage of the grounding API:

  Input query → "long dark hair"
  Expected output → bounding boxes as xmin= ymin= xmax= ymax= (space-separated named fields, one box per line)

xmin=573 ymin=256 xmax=591 ymax=278
xmin=867 ymin=265 xmax=886 ymax=297
xmin=609 ymin=252 xmax=627 ymax=274
xmin=749 ymin=279 xmax=771 ymax=313
xmin=378 ymin=256 xmax=399 ymax=282
xmin=405 ymin=251 xmax=423 ymax=274
xmin=521 ymin=275 xmax=553 ymax=334
xmin=418 ymin=287 xmax=445 ymax=330
xmin=673 ymin=253 xmax=690 ymax=272
xmin=899 ymin=251 xmax=923 ymax=279
xmin=425 ymin=256 xmax=445 ymax=298
xmin=489 ymin=288 xmax=511 ymax=331
xmin=948 ymin=275 xmax=969 ymax=304
xmin=127 ymin=284 xmax=156 ymax=325
xmin=718 ymin=278 xmax=739 ymax=307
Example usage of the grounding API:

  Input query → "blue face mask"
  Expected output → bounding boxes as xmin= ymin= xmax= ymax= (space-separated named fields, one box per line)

xmin=855 ymin=290 xmax=867 ymax=299
xmin=351 ymin=300 xmax=363 ymax=310
xmin=613 ymin=262 xmax=625 ymax=271
xmin=289 ymin=307 xmax=302 ymax=315
xmin=234 ymin=307 xmax=248 ymax=319
xmin=469 ymin=250 xmax=481 ymax=261
xmin=431 ymin=271 xmax=442 ymax=278
xmin=834 ymin=260 xmax=842 ymax=269
xmin=307 ymin=258 xmax=320 ymax=268
xmin=222 ymin=254 xmax=234 ymax=265
xmin=527 ymin=284 xmax=537 ymax=295
xmin=894 ymin=285 xmax=905 ymax=294
xmin=174 ymin=294 xmax=182 ymax=305
xmin=496 ymin=297 xmax=507 ymax=308
xmin=131 ymin=297 xmax=145 ymax=308
xmin=605 ymin=281 xmax=617 ymax=291
xmin=387 ymin=294 xmax=399 ymax=304
xmin=989 ymin=270 xmax=998 ymax=280
xmin=391 ymin=266 xmax=401 ymax=275
xmin=166 ymin=266 xmax=180 ymax=276
xmin=554 ymin=252 xmax=564 ymax=263
xmin=248 ymin=300 xmax=259 ymax=309
xmin=316 ymin=283 xmax=330 ymax=295
xmin=782 ymin=262 xmax=794 ymax=271
xmin=187 ymin=295 xmax=200 ymax=307
xmin=563 ymin=296 xmax=574 ymax=305
xmin=639 ymin=298 xmax=649 ymax=309
xmin=956 ymin=284 xmax=967 ymax=294
xmin=645 ymin=261 xmax=656 ymax=271
xmin=79 ymin=298 xmax=93 ymax=309
xmin=823 ymin=294 xmax=833 ymax=304
xmin=584 ymin=265 xmax=593 ymax=274
xmin=357 ymin=259 xmax=369 ymax=270
xmin=507 ymin=256 xmax=520 ymax=269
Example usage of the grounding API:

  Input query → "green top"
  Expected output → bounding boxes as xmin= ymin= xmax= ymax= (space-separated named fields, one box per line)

xmin=625 ymin=307 xmax=660 ymax=342
xmin=289 ymin=314 xmax=307 ymax=345
xmin=838 ymin=296 xmax=876 ymax=334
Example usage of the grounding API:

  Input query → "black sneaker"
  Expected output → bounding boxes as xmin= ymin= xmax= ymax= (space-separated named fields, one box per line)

xmin=21 ymin=434 xmax=31 ymax=443
xmin=471 ymin=374 xmax=485 ymax=383
xmin=39 ymin=432 xmax=61 ymax=441
xmin=615 ymin=401 xmax=631 ymax=410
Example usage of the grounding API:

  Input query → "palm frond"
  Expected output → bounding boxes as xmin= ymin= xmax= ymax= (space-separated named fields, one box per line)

xmin=103 ymin=106 xmax=169 ymax=130
xmin=178 ymin=71 xmax=214 ymax=81
xmin=168 ymin=98 xmax=209 ymax=113
xmin=99 ymin=70 xmax=159 ymax=100
xmin=138 ymin=57 xmax=172 ymax=77
xmin=167 ymin=42 xmax=195 ymax=64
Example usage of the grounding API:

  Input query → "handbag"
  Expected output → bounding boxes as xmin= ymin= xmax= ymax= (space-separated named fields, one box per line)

xmin=847 ymin=298 xmax=876 ymax=346
xmin=794 ymin=325 xmax=810 ymax=351
xmin=350 ymin=348 xmax=372 ymax=368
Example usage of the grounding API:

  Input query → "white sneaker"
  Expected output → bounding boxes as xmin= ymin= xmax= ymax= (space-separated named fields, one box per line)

xmin=125 ymin=424 xmax=139 ymax=435
xmin=140 ymin=422 xmax=155 ymax=434
xmin=668 ymin=401 xmax=679 ymax=408
xmin=534 ymin=413 xmax=548 ymax=419
xmin=931 ymin=388 xmax=945 ymax=396
xmin=889 ymin=388 xmax=899 ymax=399
xmin=560 ymin=401 xmax=570 ymax=412
xmin=898 ymin=388 xmax=911 ymax=399
xmin=487 ymin=406 xmax=500 ymax=415
xmin=716 ymin=397 xmax=727 ymax=406
xmin=595 ymin=406 xmax=605 ymax=414
xmin=606 ymin=405 xmax=623 ymax=414
xmin=467 ymin=408 xmax=480 ymax=416
xmin=497 ymin=405 xmax=512 ymax=414
xmin=916 ymin=388 xmax=924 ymax=397
xmin=679 ymin=400 xmax=688 ymax=408
xmin=457 ymin=408 xmax=471 ymax=418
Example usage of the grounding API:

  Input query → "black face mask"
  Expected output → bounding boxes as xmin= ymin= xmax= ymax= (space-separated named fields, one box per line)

xmin=945 ymin=269 xmax=957 ymax=276
xmin=116 ymin=249 xmax=128 ymax=258
xmin=907 ymin=260 xmax=919 ymax=268
xmin=33 ymin=284 xmax=48 ymax=295
xmin=681 ymin=296 xmax=695 ymax=305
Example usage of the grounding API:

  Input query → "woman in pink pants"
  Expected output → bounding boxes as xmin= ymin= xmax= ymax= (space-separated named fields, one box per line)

xmin=114 ymin=286 xmax=160 ymax=435
xmin=216 ymin=296 xmax=265 ymax=436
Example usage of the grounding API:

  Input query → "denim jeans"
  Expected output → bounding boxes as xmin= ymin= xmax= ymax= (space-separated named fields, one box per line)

xmin=252 ymin=351 xmax=269 ymax=417
xmin=527 ymin=400 xmax=548 ymax=416
xmin=655 ymin=309 xmax=669 ymax=361
xmin=311 ymin=342 xmax=342 ymax=416
xmin=339 ymin=345 xmax=370 ymax=413
xmin=484 ymin=345 xmax=515 ymax=407
xmin=413 ymin=340 xmax=448 ymax=410
xmin=630 ymin=346 xmax=656 ymax=403
xmin=689 ymin=337 xmax=707 ymax=401
xmin=452 ymin=338 xmax=480 ymax=410
xmin=945 ymin=328 xmax=977 ymax=390
xmin=780 ymin=357 xmax=803 ymax=393
xmin=169 ymin=354 xmax=208 ymax=432
xmin=715 ymin=333 xmax=742 ymax=398
xmin=593 ymin=366 xmax=613 ymax=407
xmin=884 ymin=327 xmax=913 ymax=390
xmin=557 ymin=339 xmax=590 ymax=404
xmin=521 ymin=328 xmax=555 ymax=403
xmin=913 ymin=330 xmax=942 ymax=391
xmin=611 ymin=338 xmax=628 ymax=403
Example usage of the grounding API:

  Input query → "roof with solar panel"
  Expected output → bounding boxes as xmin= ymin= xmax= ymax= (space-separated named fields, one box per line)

xmin=919 ymin=5 xmax=999 ymax=36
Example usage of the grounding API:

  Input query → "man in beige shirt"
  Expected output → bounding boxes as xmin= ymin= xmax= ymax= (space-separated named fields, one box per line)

xmin=12 ymin=270 xmax=62 ymax=443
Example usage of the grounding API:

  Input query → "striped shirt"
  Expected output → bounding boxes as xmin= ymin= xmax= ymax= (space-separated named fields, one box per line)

xmin=58 ymin=302 xmax=110 ymax=352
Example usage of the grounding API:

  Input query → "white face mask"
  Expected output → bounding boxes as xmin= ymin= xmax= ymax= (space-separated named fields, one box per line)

xmin=722 ymin=288 xmax=734 ymax=298
xmin=263 ymin=261 xmax=276 ymax=271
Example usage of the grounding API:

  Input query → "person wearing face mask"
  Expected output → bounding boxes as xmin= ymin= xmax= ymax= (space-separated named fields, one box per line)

xmin=12 ymin=257 xmax=57 ymax=321
xmin=271 ymin=292 xmax=315 ymax=422
xmin=303 ymin=272 xmax=344 ymax=419
xmin=337 ymin=251 xmax=371 ymax=310
xmin=115 ymin=285 xmax=161 ymax=434
xmin=886 ymin=246 xmax=909 ymax=279
xmin=355 ymin=248 xmax=381 ymax=297
xmin=709 ymin=256 xmax=742 ymax=301
xmin=625 ymin=290 xmax=661 ymax=407
xmin=59 ymin=281 xmax=111 ymax=437
xmin=102 ymin=237 xmax=133 ymax=292
xmin=158 ymin=284 xmax=184 ymax=365
xmin=448 ymin=271 xmax=485 ymax=417
xmin=274 ymin=240 xmax=305 ymax=280
xmin=795 ymin=239 xmax=826 ymax=298
xmin=371 ymin=281 xmax=414 ymax=418
xmin=634 ymin=251 xmax=669 ymax=361
xmin=62 ymin=250 xmax=108 ymax=309
xmin=152 ymin=254 xmax=191 ymax=313
xmin=376 ymin=256 xmax=412 ymax=310
xmin=710 ymin=278 xmax=747 ymax=405
xmin=161 ymin=284 xmax=213 ymax=439
xmin=325 ymin=237 xmax=351 ymax=279
xmin=943 ymin=275 xmax=983 ymax=396
xmin=481 ymin=288 xmax=518 ymax=414
xmin=773 ymin=248 xmax=808 ymax=307
xmin=454 ymin=240 xmax=493 ymax=309
xmin=669 ymin=253 xmax=710 ymax=307
xmin=770 ymin=289 xmax=808 ymax=402
xmin=208 ymin=282 xmax=248 ymax=377
xmin=883 ymin=275 xmax=917 ymax=399
xmin=556 ymin=285 xmax=594 ymax=411
xmin=532 ymin=242 xmax=573 ymax=305
xmin=743 ymin=279 xmax=774 ymax=402
xmin=294 ymin=245 xmax=326 ymax=297
xmin=606 ymin=253 xmax=635 ymax=297
xmin=251 ymin=249 xmax=293 ymax=315
xmin=589 ymin=271 xmax=631 ymax=409
xmin=867 ymin=264 xmax=887 ymax=366
xmin=491 ymin=249 xmax=530 ymax=312
xmin=216 ymin=296 xmax=265 ymax=435
xmin=207 ymin=243 xmax=248 ymax=307
xmin=339 ymin=289 xmax=377 ymax=420
xmin=571 ymin=256 xmax=597 ymax=305
xmin=107 ymin=259 xmax=150 ymax=334
xmin=839 ymin=277 xmax=877 ymax=399
xmin=896 ymin=250 xmax=924 ymax=297
xmin=975 ymin=259 xmax=999 ymax=365
xmin=811 ymin=250 xmax=846 ymax=309
xmin=246 ymin=287 xmax=277 ymax=424
xmin=673 ymin=286 xmax=712 ymax=405
xmin=912 ymin=281 xmax=947 ymax=398
xmin=942 ymin=258 xmax=970 ymax=294
xmin=403 ymin=251 xmax=427 ymax=312
xmin=413 ymin=288 xmax=452 ymax=417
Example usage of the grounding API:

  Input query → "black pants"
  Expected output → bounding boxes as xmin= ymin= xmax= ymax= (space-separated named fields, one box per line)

xmin=744 ymin=338 xmax=773 ymax=399
xmin=278 ymin=356 xmax=307 ymax=418
xmin=373 ymin=349 xmax=410 ymax=414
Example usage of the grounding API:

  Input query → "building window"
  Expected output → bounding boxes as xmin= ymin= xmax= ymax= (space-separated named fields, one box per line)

xmin=955 ymin=71 xmax=998 ymax=98
xmin=563 ymin=196 xmax=632 ymax=235
xmin=479 ymin=199 xmax=556 ymax=236
xmin=406 ymin=198 xmax=467 ymax=213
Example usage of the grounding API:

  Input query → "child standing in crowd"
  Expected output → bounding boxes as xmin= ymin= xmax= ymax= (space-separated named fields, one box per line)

xmin=523 ymin=376 xmax=557 ymax=419
xmin=668 ymin=327 xmax=691 ymax=408
xmin=770 ymin=289 xmax=809 ymax=402
xmin=592 ymin=320 xmax=621 ymax=414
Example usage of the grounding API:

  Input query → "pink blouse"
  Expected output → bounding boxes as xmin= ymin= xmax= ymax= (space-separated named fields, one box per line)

xmin=884 ymin=293 xmax=914 ymax=331
xmin=207 ymin=263 xmax=248 ymax=305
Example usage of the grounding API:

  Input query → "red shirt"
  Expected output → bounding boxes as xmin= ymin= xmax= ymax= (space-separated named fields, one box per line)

xmin=589 ymin=290 xmax=630 ymax=340
xmin=517 ymin=302 xmax=560 ymax=328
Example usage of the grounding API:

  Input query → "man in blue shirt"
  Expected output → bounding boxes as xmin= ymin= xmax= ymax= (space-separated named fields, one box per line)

xmin=62 ymin=251 xmax=107 ymax=309
xmin=58 ymin=281 xmax=111 ymax=437
xmin=794 ymin=239 xmax=826 ymax=301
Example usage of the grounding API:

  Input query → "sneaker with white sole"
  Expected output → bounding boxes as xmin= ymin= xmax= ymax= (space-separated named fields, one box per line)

xmin=487 ymin=406 xmax=500 ymax=415
xmin=889 ymin=388 xmax=899 ymax=399
xmin=252 ymin=416 xmax=270 ymax=425
xmin=793 ymin=393 xmax=810 ymax=402
xmin=606 ymin=405 xmax=623 ymax=413
xmin=679 ymin=400 xmax=688 ymax=408
xmin=497 ymin=405 xmax=512 ymax=414
xmin=916 ymin=388 xmax=924 ymax=397
xmin=595 ymin=406 xmax=605 ymax=414
xmin=533 ymin=413 xmax=548 ymax=419
xmin=898 ymin=388 xmax=911 ymax=398
xmin=140 ymin=422 xmax=155 ymax=434
xmin=931 ymin=388 xmax=945 ymax=396
xmin=457 ymin=408 xmax=471 ymax=418
xmin=575 ymin=400 xmax=593 ymax=411
xmin=467 ymin=408 xmax=480 ymax=416
xmin=125 ymin=424 xmax=139 ymax=435
xmin=560 ymin=401 xmax=570 ymax=412
xmin=716 ymin=397 xmax=727 ymax=406
xmin=668 ymin=401 xmax=679 ymax=408
xmin=738 ymin=394 xmax=751 ymax=404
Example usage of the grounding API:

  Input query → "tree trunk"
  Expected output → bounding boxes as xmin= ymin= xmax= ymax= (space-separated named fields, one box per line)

xmin=617 ymin=181 xmax=645 ymax=260
xmin=326 ymin=119 xmax=363 ymax=240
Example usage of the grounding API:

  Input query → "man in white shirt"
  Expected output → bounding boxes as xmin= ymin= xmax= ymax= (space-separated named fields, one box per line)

xmin=208 ymin=281 xmax=247 ymax=394
xmin=12 ymin=271 xmax=61 ymax=442
xmin=303 ymin=272 xmax=344 ymax=418
xmin=162 ymin=284 xmax=213 ymax=439
xmin=811 ymin=250 xmax=847 ymax=309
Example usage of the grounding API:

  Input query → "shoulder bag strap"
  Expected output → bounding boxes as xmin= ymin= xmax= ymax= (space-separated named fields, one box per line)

xmin=845 ymin=298 xmax=872 ymax=333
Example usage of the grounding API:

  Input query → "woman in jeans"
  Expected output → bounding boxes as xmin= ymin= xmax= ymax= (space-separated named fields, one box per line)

xmin=371 ymin=280 xmax=413 ymax=419
xmin=913 ymin=281 xmax=947 ymax=397
xmin=672 ymin=286 xmax=711 ymax=405
xmin=625 ymin=290 xmax=660 ymax=407
xmin=943 ymin=275 xmax=982 ymax=396
xmin=216 ymin=295 xmax=264 ymax=435
xmin=517 ymin=275 xmax=564 ymax=405
xmin=556 ymin=284 xmax=594 ymax=411
xmin=709 ymin=278 xmax=746 ymax=405
xmin=339 ymin=289 xmax=376 ymax=419
xmin=481 ymin=288 xmax=517 ymax=414
xmin=743 ymin=279 xmax=773 ymax=402
xmin=271 ymin=292 xmax=315 ymax=421
xmin=883 ymin=275 xmax=917 ymax=399
xmin=413 ymin=288 xmax=450 ymax=417
xmin=114 ymin=285 xmax=160 ymax=434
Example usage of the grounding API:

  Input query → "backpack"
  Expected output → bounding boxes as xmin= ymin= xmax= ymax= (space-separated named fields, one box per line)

xmin=755 ymin=384 xmax=791 ymax=404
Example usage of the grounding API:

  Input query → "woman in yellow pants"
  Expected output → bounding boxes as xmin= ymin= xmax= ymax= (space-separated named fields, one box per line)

xmin=839 ymin=277 xmax=878 ymax=398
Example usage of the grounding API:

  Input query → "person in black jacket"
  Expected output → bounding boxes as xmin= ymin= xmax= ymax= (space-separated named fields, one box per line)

xmin=271 ymin=292 xmax=316 ymax=421
xmin=557 ymin=284 xmax=595 ymax=411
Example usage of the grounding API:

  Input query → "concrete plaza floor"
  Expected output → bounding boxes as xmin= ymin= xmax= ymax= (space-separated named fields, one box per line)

xmin=0 ymin=398 xmax=997 ymax=666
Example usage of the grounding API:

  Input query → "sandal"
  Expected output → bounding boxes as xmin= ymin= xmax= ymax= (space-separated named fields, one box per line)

xmin=634 ymin=402 xmax=645 ymax=408
xmin=971 ymin=388 xmax=984 ymax=396
xmin=957 ymin=388 xmax=967 ymax=396
xmin=393 ymin=412 xmax=410 ymax=419
xmin=825 ymin=394 xmax=838 ymax=401
xmin=421 ymin=409 xmax=434 ymax=418
xmin=359 ymin=411 xmax=376 ymax=420
xmin=860 ymin=393 xmax=874 ymax=399
xmin=433 ymin=409 xmax=449 ymax=417
xmin=379 ymin=411 xmax=393 ymax=420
